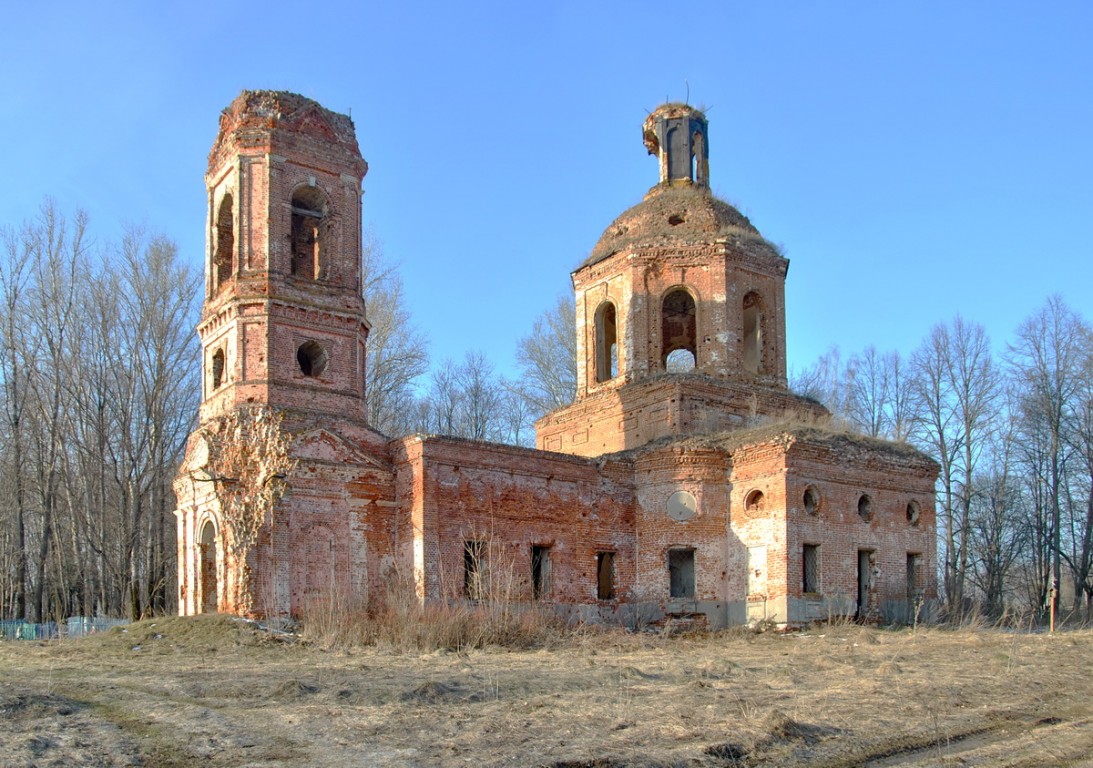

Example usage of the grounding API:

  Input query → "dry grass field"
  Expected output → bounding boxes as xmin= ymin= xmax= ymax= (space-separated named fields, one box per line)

xmin=1 ymin=615 xmax=1091 ymax=767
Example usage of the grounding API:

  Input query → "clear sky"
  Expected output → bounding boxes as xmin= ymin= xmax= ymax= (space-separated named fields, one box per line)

xmin=2 ymin=3 xmax=1091 ymax=381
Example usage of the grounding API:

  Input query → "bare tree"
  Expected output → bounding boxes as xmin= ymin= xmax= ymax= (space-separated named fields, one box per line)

xmin=965 ymin=393 xmax=1026 ymax=616
xmin=361 ymin=234 xmax=428 ymax=436
xmin=0 ymin=218 xmax=37 ymax=619
xmin=790 ymin=345 xmax=853 ymax=426
xmin=0 ymin=203 xmax=197 ymax=622
xmin=846 ymin=346 xmax=891 ymax=438
xmin=514 ymin=294 xmax=576 ymax=418
xmin=1008 ymin=296 xmax=1088 ymax=615
xmin=910 ymin=316 xmax=1000 ymax=611
xmin=1066 ymin=347 xmax=1093 ymax=608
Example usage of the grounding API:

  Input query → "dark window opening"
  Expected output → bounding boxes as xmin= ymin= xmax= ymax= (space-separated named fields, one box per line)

xmin=692 ymin=130 xmax=706 ymax=186
xmin=667 ymin=125 xmax=690 ymax=181
xmin=742 ymin=292 xmax=764 ymax=374
xmin=857 ymin=550 xmax=875 ymax=618
xmin=531 ymin=545 xmax=551 ymax=600
xmin=595 ymin=301 xmax=618 ymax=382
xmin=211 ymin=349 xmax=225 ymax=390
xmin=858 ymin=494 xmax=874 ymax=521
xmin=214 ymin=194 xmax=234 ymax=290
xmin=464 ymin=541 xmax=485 ymax=600
xmin=906 ymin=553 xmax=921 ymax=600
xmin=662 ymin=288 xmax=697 ymax=369
xmin=803 ymin=486 xmax=820 ymax=515
xmin=668 ymin=548 xmax=695 ymax=598
xmin=906 ymin=501 xmax=920 ymax=526
xmin=803 ymin=544 xmax=820 ymax=594
xmin=290 ymin=187 xmax=327 ymax=280
xmin=296 ymin=341 xmax=329 ymax=378
xmin=596 ymin=552 xmax=615 ymax=600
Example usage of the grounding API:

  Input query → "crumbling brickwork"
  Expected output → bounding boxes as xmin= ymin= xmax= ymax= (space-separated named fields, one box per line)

xmin=175 ymin=93 xmax=937 ymax=628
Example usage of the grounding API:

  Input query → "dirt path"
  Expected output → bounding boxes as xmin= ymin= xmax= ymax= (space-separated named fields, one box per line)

xmin=1 ymin=617 xmax=1091 ymax=767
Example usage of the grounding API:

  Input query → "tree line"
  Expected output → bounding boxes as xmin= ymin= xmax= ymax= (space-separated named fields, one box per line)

xmin=0 ymin=202 xmax=199 ymax=622
xmin=793 ymin=297 xmax=1093 ymax=619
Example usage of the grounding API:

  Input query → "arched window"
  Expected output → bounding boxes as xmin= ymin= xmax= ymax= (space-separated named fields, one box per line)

xmin=199 ymin=521 xmax=218 ymax=614
xmin=667 ymin=126 xmax=689 ymax=182
xmin=691 ymin=130 xmax=705 ymax=185
xmin=214 ymin=194 xmax=234 ymax=290
xmin=742 ymin=291 xmax=764 ymax=375
xmin=211 ymin=349 xmax=225 ymax=390
xmin=594 ymin=301 xmax=618 ymax=382
xmin=661 ymin=288 xmax=697 ymax=370
xmin=291 ymin=186 xmax=327 ymax=280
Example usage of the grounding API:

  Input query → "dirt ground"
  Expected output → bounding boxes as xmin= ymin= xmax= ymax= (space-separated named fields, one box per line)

xmin=1 ymin=615 xmax=1091 ymax=767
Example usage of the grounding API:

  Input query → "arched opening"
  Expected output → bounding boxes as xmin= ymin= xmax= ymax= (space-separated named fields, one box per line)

xmin=691 ymin=130 xmax=706 ymax=186
xmin=214 ymin=194 xmax=234 ymax=290
xmin=906 ymin=500 xmax=920 ymax=526
xmin=667 ymin=126 xmax=689 ymax=182
xmin=211 ymin=349 xmax=225 ymax=390
xmin=199 ymin=521 xmax=218 ymax=613
xmin=297 ymin=340 xmax=329 ymax=378
xmin=858 ymin=494 xmax=874 ymax=522
xmin=661 ymin=288 xmax=697 ymax=370
xmin=290 ymin=186 xmax=327 ymax=280
xmin=803 ymin=486 xmax=820 ymax=516
xmin=594 ymin=301 xmax=618 ymax=382
xmin=665 ymin=349 xmax=695 ymax=372
xmin=742 ymin=291 xmax=764 ymax=375
xmin=745 ymin=489 xmax=765 ymax=515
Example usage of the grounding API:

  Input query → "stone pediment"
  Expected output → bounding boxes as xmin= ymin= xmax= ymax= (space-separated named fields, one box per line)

xmin=291 ymin=427 xmax=387 ymax=468
xmin=181 ymin=433 xmax=211 ymax=472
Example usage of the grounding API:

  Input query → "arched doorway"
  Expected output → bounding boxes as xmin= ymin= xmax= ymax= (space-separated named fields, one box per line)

xmin=199 ymin=521 xmax=218 ymax=613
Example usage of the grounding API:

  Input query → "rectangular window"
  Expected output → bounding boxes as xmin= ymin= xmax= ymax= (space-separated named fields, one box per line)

xmin=596 ymin=552 xmax=615 ymax=600
xmin=464 ymin=541 xmax=485 ymax=600
xmin=803 ymin=544 xmax=820 ymax=594
xmin=531 ymin=545 xmax=551 ymax=600
xmin=668 ymin=548 xmax=695 ymax=598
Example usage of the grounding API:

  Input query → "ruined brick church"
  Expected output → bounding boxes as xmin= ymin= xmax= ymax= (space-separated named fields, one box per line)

xmin=174 ymin=91 xmax=938 ymax=627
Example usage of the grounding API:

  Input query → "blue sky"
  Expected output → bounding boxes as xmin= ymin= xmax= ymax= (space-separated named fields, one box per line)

xmin=2 ymin=3 xmax=1091 ymax=382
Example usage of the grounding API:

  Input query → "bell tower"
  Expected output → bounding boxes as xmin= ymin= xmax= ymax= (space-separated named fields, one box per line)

xmin=198 ymin=91 xmax=370 ymax=426
xmin=537 ymin=103 xmax=827 ymax=457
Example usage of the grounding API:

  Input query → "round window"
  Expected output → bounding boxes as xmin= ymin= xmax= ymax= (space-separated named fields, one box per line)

xmin=745 ymin=489 xmax=765 ymax=516
xmin=666 ymin=491 xmax=697 ymax=522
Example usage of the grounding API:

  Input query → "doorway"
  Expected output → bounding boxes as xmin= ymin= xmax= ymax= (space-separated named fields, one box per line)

xmin=857 ymin=550 xmax=874 ymax=618
xmin=668 ymin=549 xmax=695 ymax=598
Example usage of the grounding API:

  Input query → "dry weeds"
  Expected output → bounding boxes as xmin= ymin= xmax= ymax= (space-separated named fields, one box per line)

xmin=1 ymin=616 xmax=1091 ymax=767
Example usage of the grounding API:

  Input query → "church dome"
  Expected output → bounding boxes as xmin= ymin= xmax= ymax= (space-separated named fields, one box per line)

xmin=581 ymin=103 xmax=764 ymax=269
xmin=583 ymin=184 xmax=759 ymax=268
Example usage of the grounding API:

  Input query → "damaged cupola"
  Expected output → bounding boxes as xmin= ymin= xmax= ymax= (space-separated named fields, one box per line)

xmin=536 ymin=102 xmax=827 ymax=457
xmin=643 ymin=103 xmax=710 ymax=187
